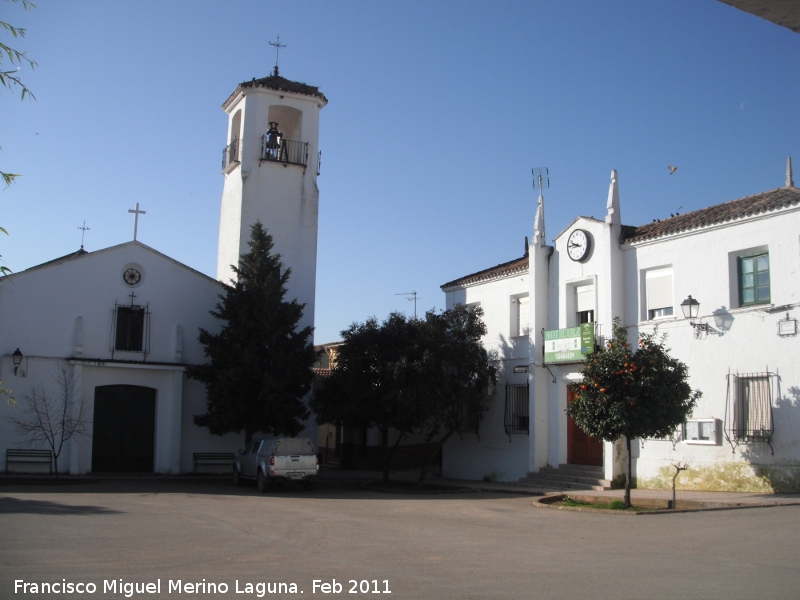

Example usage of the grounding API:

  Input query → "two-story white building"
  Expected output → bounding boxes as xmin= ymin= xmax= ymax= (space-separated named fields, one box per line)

xmin=441 ymin=163 xmax=800 ymax=492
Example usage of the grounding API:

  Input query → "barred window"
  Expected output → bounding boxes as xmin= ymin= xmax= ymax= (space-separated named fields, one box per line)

xmin=116 ymin=306 xmax=145 ymax=351
xmin=725 ymin=371 xmax=775 ymax=453
xmin=111 ymin=302 xmax=150 ymax=356
xmin=456 ymin=402 xmax=480 ymax=435
xmin=504 ymin=383 xmax=529 ymax=435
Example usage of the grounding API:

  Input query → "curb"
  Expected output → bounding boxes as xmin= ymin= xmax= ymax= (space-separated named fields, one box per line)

xmin=532 ymin=493 xmax=800 ymax=515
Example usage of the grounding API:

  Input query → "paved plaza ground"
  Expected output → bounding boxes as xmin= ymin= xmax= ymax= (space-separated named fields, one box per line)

xmin=1 ymin=473 xmax=799 ymax=599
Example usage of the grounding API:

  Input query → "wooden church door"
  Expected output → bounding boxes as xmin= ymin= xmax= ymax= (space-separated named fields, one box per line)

xmin=92 ymin=385 xmax=156 ymax=473
xmin=567 ymin=385 xmax=603 ymax=466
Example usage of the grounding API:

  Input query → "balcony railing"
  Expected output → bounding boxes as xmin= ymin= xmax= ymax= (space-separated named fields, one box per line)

xmin=221 ymin=138 xmax=240 ymax=171
xmin=261 ymin=136 xmax=308 ymax=167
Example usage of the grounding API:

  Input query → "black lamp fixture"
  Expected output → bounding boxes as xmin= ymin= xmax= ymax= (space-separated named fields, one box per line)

xmin=12 ymin=348 xmax=23 ymax=376
xmin=680 ymin=296 xmax=708 ymax=333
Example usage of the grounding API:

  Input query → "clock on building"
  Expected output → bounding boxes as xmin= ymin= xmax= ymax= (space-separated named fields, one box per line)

xmin=567 ymin=229 xmax=592 ymax=262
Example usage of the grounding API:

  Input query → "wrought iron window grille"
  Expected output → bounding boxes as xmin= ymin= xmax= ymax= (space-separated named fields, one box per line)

xmin=724 ymin=370 xmax=776 ymax=455
xmin=456 ymin=402 xmax=481 ymax=439
xmin=504 ymin=382 xmax=529 ymax=440
xmin=110 ymin=302 xmax=151 ymax=360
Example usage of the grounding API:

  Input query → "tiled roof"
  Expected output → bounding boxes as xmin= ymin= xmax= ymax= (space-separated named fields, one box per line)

xmin=441 ymin=255 xmax=528 ymax=290
xmin=621 ymin=186 xmax=800 ymax=243
xmin=223 ymin=74 xmax=328 ymax=109
xmin=312 ymin=368 xmax=332 ymax=395
xmin=21 ymin=248 xmax=89 ymax=272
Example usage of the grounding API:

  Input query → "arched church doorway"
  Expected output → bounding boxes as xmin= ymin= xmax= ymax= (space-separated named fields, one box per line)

xmin=92 ymin=385 xmax=156 ymax=473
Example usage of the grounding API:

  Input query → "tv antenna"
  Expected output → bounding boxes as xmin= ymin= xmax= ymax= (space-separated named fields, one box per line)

xmin=532 ymin=167 xmax=550 ymax=191
xmin=395 ymin=291 xmax=418 ymax=319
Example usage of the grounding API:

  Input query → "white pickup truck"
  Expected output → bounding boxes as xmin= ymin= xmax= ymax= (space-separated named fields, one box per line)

xmin=233 ymin=437 xmax=319 ymax=491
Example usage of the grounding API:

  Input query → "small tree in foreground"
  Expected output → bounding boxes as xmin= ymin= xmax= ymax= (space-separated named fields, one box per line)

xmin=414 ymin=304 xmax=496 ymax=487
xmin=189 ymin=222 xmax=316 ymax=445
xmin=311 ymin=313 xmax=427 ymax=483
xmin=5 ymin=367 xmax=90 ymax=476
xmin=566 ymin=319 xmax=700 ymax=508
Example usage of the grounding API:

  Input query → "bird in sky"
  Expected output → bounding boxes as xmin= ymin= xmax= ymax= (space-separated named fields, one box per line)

xmin=668 ymin=165 xmax=678 ymax=175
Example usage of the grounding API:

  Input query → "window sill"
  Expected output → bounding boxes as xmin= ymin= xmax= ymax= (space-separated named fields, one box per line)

xmin=222 ymin=161 xmax=240 ymax=175
xmin=729 ymin=303 xmax=774 ymax=315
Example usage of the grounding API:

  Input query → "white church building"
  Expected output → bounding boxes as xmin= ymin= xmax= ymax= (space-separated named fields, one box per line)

xmin=441 ymin=163 xmax=800 ymax=493
xmin=0 ymin=69 xmax=326 ymax=474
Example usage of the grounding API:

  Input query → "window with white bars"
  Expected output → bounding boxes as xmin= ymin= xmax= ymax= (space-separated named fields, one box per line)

xmin=645 ymin=267 xmax=673 ymax=320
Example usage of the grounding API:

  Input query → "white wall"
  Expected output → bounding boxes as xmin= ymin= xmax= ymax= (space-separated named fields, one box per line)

xmin=623 ymin=206 xmax=800 ymax=491
xmin=442 ymin=267 xmax=532 ymax=481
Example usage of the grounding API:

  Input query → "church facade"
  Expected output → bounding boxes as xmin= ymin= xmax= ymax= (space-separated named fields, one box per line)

xmin=0 ymin=71 xmax=326 ymax=474
xmin=441 ymin=164 xmax=800 ymax=492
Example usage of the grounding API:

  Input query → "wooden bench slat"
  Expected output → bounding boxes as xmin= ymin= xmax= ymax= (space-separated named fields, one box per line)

xmin=192 ymin=452 xmax=234 ymax=474
xmin=6 ymin=449 xmax=53 ymax=473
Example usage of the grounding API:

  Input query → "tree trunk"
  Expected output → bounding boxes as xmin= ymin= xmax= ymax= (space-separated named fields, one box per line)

xmin=52 ymin=450 xmax=60 ymax=478
xmin=380 ymin=426 xmax=390 ymax=483
xmin=415 ymin=428 xmax=455 ymax=488
xmin=624 ymin=435 xmax=632 ymax=509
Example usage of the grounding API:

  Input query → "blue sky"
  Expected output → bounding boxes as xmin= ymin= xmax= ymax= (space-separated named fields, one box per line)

xmin=2 ymin=1 xmax=798 ymax=344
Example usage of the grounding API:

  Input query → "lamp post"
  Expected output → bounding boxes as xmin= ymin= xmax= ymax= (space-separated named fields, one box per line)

xmin=680 ymin=296 xmax=708 ymax=333
xmin=12 ymin=348 xmax=22 ymax=376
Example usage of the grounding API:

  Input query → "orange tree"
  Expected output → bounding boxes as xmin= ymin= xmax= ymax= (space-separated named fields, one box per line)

xmin=566 ymin=318 xmax=700 ymax=508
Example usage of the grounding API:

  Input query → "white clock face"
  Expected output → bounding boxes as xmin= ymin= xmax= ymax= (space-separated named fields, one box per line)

xmin=567 ymin=229 xmax=591 ymax=262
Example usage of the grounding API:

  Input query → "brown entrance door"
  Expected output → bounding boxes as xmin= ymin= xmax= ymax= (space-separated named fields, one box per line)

xmin=567 ymin=385 xmax=603 ymax=466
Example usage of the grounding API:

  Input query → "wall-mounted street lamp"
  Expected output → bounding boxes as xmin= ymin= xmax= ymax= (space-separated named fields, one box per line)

xmin=680 ymin=296 xmax=709 ymax=333
xmin=12 ymin=348 xmax=23 ymax=376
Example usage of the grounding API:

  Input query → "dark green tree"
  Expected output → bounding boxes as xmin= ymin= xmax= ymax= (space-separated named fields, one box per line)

xmin=413 ymin=304 xmax=496 ymax=486
xmin=189 ymin=222 xmax=316 ymax=445
xmin=566 ymin=318 xmax=700 ymax=508
xmin=311 ymin=312 xmax=427 ymax=483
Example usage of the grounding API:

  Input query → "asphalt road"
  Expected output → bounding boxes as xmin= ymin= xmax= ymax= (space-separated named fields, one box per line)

xmin=1 ymin=476 xmax=799 ymax=599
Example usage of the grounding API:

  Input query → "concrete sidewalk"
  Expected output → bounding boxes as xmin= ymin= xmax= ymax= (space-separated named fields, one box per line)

xmin=319 ymin=467 xmax=800 ymax=508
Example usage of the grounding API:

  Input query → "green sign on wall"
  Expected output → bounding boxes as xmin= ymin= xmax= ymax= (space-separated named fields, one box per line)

xmin=543 ymin=323 xmax=595 ymax=364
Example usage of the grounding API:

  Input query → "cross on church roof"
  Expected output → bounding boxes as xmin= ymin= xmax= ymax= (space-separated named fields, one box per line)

xmin=77 ymin=220 xmax=90 ymax=249
xmin=128 ymin=202 xmax=146 ymax=241
xmin=269 ymin=35 xmax=286 ymax=76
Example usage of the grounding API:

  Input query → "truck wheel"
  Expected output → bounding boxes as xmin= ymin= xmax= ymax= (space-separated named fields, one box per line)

xmin=303 ymin=479 xmax=315 ymax=492
xmin=257 ymin=470 xmax=269 ymax=493
xmin=233 ymin=467 xmax=242 ymax=487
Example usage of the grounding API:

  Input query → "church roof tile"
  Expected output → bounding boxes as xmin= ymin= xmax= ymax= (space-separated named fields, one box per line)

xmin=223 ymin=74 xmax=328 ymax=109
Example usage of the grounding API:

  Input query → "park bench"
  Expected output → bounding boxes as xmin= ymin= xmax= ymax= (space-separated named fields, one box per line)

xmin=193 ymin=452 xmax=234 ymax=474
xmin=6 ymin=449 xmax=53 ymax=474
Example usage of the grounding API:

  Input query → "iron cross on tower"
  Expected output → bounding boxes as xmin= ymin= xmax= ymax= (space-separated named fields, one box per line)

xmin=77 ymin=220 xmax=90 ymax=249
xmin=128 ymin=202 xmax=146 ymax=242
xmin=269 ymin=35 xmax=286 ymax=76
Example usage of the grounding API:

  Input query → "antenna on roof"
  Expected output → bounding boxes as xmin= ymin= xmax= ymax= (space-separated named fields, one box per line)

xmin=532 ymin=167 xmax=549 ymax=246
xmin=77 ymin=220 xmax=90 ymax=250
xmin=787 ymin=157 xmax=794 ymax=188
xmin=269 ymin=35 xmax=286 ymax=76
xmin=395 ymin=291 xmax=418 ymax=319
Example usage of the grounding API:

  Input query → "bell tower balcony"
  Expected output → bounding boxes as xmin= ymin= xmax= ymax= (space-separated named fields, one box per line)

xmin=260 ymin=135 xmax=309 ymax=167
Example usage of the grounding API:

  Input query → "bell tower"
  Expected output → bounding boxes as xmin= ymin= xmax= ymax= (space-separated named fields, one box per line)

xmin=217 ymin=70 xmax=327 ymax=333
